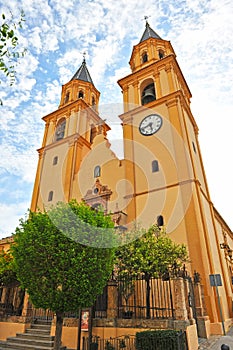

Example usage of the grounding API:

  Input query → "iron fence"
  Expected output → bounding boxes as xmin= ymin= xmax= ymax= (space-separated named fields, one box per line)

xmin=82 ymin=331 xmax=187 ymax=350
xmin=117 ymin=274 xmax=175 ymax=319
xmin=27 ymin=306 xmax=54 ymax=323
xmin=93 ymin=285 xmax=107 ymax=318
xmin=82 ymin=335 xmax=135 ymax=350
xmin=0 ymin=286 xmax=25 ymax=316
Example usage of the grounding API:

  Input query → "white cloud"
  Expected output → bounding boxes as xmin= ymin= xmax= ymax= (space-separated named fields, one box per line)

xmin=0 ymin=202 xmax=29 ymax=238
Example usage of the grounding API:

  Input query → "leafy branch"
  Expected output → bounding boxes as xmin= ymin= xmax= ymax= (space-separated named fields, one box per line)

xmin=0 ymin=10 xmax=26 ymax=104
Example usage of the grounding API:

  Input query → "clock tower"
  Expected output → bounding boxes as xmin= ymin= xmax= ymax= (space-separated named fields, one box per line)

xmin=118 ymin=21 xmax=232 ymax=331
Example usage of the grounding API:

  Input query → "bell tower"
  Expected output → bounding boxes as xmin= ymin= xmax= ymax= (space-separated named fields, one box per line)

xmin=31 ymin=58 xmax=110 ymax=212
xmin=118 ymin=20 xmax=195 ymax=227
xmin=118 ymin=21 xmax=229 ymax=330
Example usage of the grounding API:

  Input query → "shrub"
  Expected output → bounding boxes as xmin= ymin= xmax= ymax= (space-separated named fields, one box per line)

xmin=135 ymin=329 xmax=186 ymax=350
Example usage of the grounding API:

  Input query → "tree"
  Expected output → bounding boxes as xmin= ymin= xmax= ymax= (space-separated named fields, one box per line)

xmin=12 ymin=200 xmax=116 ymax=350
xmin=0 ymin=249 xmax=17 ymax=287
xmin=116 ymin=225 xmax=188 ymax=318
xmin=0 ymin=11 xmax=26 ymax=104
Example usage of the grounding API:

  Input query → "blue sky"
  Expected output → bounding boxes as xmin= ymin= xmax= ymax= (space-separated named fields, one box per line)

xmin=0 ymin=0 xmax=232 ymax=238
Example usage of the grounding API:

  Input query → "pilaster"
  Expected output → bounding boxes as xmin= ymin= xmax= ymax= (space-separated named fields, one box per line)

xmin=107 ymin=281 xmax=118 ymax=319
xmin=165 ymin=64 xmax=175 ymax=93
xmin=132 ymin=81 xmax=139 ymax=105
xmin=173 ymin=278 xmax=188 ymax=320
xmin=64 ymin=140 xmax=75 ymax=201
xmin=153 ymin=72 xmax=162 ymax=99
xmin=30 ymin=150 xmax=45 ymax=211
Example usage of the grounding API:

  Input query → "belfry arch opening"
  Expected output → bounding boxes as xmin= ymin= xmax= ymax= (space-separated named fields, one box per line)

xmin=159 ymin=49 xmax=165 ymax=59
xmin=78 ymin=90 xmax=84 ymax=99
xmin=142 ymin=52 xmax=148 ymax=63
xmin=141 ymin=79 xmax=156 ymax=105
xmin=55 ymin=118 xmax=66 ymax=141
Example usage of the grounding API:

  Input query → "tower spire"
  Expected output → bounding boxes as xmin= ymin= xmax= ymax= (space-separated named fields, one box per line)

xmin=71 ymin=57 xmax=94 ymax=85
xmin=139 ymin=19 xmax=162 ymax=42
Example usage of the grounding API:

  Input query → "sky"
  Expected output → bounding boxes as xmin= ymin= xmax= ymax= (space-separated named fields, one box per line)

xmin=0 ymin=0 xmax=232 ymax=238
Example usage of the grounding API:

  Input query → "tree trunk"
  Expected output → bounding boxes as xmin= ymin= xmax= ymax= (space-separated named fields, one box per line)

xmin=145 ymin=273 xmax=151 ymax=319
xmin=77 ymin=309 xmax=82 ymax=350
xmin=88 ymin=307 xmax=93 ymax=350
xmin=53 ymin=311 xmax=64 ymax=350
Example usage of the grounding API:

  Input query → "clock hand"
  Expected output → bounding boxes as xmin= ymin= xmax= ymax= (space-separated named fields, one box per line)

xmin=143 ymin=122 xmax=153 ymax=131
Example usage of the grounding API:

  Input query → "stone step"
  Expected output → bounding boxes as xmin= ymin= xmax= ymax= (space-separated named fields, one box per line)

xmin=0 ymin=342 xmax=66 ymax=350
xmin=30 ymin=323 xmax=51 ymax=330
xmin=0 ymin=321 xmax=66 ymax=350
xmin=26 ymin=327 xmax=51 ymax=335
xmin=16 ymin=332 xmax=54 ymax=341
xmin=7 ymin=336 xmax=54 ymax=348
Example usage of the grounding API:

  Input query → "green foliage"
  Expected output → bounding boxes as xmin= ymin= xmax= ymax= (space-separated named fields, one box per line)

xmin=135 ymin=330 xmax=186 ymax=350
xmin=48 ymin=199 xmax=116 ymax=248
xmin=0 ymin=249 xmax=17 ymax=286
xmin=0 ymin=10 xmax=26 ymax=103
xmin=11 ymin=200 xmax=116 ymax=313
xmin=116 ymin=225 xmax=188 ymax=277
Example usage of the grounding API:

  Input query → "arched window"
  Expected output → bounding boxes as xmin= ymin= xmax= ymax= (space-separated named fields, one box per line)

xmin=141 ymin=83 xmax=156 ymax=105
xmin=157 ymin=215 xmax=164 ymax=227
xmin=152 ymin=160 xmax=159 ymax=173
xmin=53 ymin=156 xmax=58 ymax=165
xmin=92 ymin=96 xmax=96 ymax=111
xmin=78 ymin=91 xmax=84 ymax=99
xmin=94 ymin=165 xmax=101 ymax=178
xmin=159 ymin=49 xmax=165 ymax=59
xmin=64 ymin=92 xmax=70 ymax=103
xmin=142 ymin=52 xmax=148 ymax=63
xmin=55 ymin=118 xmax=66 ymax=141
xmin=48 ymin=191 xmax=53 ymax=202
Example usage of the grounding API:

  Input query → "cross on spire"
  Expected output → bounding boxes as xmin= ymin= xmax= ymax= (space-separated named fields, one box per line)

xmin=143 ymin=15 xmax=151 ymax=24
xmin=82 ymin=51 xmax=86 ymax=63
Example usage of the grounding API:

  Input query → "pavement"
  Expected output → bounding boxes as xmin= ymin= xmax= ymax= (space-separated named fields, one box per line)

xmin=198 ymin=327 xmax=233 ymax=349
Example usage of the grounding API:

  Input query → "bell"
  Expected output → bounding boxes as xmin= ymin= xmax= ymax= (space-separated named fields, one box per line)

xmin=142 ymin=84 xmax=156 ymax=105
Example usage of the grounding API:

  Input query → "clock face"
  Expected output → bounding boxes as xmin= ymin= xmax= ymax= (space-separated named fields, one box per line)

xmin=139 ymin=114 xmax=163 ymax=136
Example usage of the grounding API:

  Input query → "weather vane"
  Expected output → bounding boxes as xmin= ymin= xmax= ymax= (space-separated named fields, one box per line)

xmin=82 ymin=51 xmax=86 ymax=62
xmin=143 ymin=15 xmax=151 ymax=24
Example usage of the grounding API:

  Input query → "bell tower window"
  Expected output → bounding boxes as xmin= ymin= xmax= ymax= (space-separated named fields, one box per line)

xmin=141 ymin=83 xmax=156 ymax=105
xmin=92 ymin=96 xmax=96 ymax=111
xmin=159 ymin=49 xmax=165 ymax=59
xmin=64 ymin=92 xmax=70 ymax=103
xmin=78 ymin=91 xmax=84 ymax=99
xmin=55 ymin=118 xmax=66 ymax=141
xmin=142 ymin=52 xmax=148 ymax=63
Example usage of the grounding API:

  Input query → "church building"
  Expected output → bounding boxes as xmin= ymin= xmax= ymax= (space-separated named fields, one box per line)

xmin=0 ymin=21 xmax=232 ymax=348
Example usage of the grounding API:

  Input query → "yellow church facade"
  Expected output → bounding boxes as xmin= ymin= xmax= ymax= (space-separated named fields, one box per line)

xmin=1 ymin=22 xmax=232 ymax=345
xmin=30 ymin=22 xmax=232 ymax=336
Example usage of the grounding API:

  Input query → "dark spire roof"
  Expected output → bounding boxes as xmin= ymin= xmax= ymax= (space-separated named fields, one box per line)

xmin=139 ymin=21 xmax=162 ymax=43
xmin=71 ymin=58 xmax=94 ymax=84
